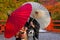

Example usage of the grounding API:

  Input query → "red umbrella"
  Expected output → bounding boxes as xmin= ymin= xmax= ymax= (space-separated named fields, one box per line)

xmin=5 ymin=3 xmax=32 ymax=38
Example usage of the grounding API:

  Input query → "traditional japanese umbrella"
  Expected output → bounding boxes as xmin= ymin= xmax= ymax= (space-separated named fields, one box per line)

xmin=5 ymin=3 xmax=32 ymax=38
xmin=23 ymin=2 xmax=53 ymax=32
xmin=5 ymin=2 xmax=53 ymax=38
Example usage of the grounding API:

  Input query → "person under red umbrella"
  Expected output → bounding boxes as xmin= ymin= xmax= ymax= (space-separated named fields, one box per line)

xmin=5 ymin=3 xmax=32 ymax=39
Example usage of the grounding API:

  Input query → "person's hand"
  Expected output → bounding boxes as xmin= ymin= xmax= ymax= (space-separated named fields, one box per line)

xmin=25 ymin=27 xmax=28 ymax=31
xmin=30 ymin=21 xmax=35 ymax=28
xmin=16 ymin=32 xmax=19 ymax=38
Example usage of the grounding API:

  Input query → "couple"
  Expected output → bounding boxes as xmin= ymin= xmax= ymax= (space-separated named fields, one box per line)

xmin=16 ymin=17 xmax=40 ymax=40
xmin=25 ymin=17 xmax=40 ymax=40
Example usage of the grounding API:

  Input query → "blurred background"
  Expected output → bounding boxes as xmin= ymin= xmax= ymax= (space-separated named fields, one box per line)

xmin=0 ymin=0 xmax=60 ymax=33
xmin=0 ymin=0 xmax=60 ymax=20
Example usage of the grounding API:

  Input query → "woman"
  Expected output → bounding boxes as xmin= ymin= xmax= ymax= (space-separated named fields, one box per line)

xmin=16 ymin=27 xmax=28 ymax=40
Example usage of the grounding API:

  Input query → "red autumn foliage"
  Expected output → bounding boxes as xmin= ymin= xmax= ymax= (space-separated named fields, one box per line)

xmin=44 ymin=2 xmax=60 ymax=14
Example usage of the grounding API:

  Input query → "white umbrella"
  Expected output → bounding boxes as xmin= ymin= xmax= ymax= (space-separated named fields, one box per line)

xmin=23 ymin=2 xmax=51 ymax=30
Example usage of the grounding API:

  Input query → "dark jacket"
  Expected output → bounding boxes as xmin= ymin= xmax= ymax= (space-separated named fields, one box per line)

xmin=25 ymin=17 xmax=40 ymax=39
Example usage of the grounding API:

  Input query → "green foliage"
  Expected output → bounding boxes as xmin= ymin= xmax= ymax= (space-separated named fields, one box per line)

xmin=0 ymin=0 xmax=34 ymax=21
xmin=52 ymin=11 xmax=60 ymax=20
xmin=34 ymin=0 xmax=38 ymax=2
xmin=0 ymin=14 xmax=8 ymax=20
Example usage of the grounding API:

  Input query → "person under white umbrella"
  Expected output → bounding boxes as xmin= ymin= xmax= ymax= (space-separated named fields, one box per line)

xmin=23 ymin=2 xmax=51 ymax=40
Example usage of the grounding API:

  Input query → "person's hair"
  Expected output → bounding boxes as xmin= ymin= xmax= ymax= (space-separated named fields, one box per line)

xmin=25 ymin=17 xmax=40 ymax=29
xmin=29 ymin=17 xmax=40 ymax=27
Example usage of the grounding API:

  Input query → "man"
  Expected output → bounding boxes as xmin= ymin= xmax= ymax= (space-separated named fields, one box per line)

xmin=25 ymin=17 xmax=40 ymax=40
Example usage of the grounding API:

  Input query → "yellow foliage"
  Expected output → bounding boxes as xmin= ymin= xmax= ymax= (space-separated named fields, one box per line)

xmin=45 ymin=2 xmax=60 ymax=20
xmin=0 ymin=14 xmax=8 ymax=20
xmin=0 ymin=0 xmax=34 ymax=20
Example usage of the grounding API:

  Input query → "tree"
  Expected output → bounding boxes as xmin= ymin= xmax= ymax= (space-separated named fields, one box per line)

xmin=45 ymin=2 xmax=60 ymax=20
